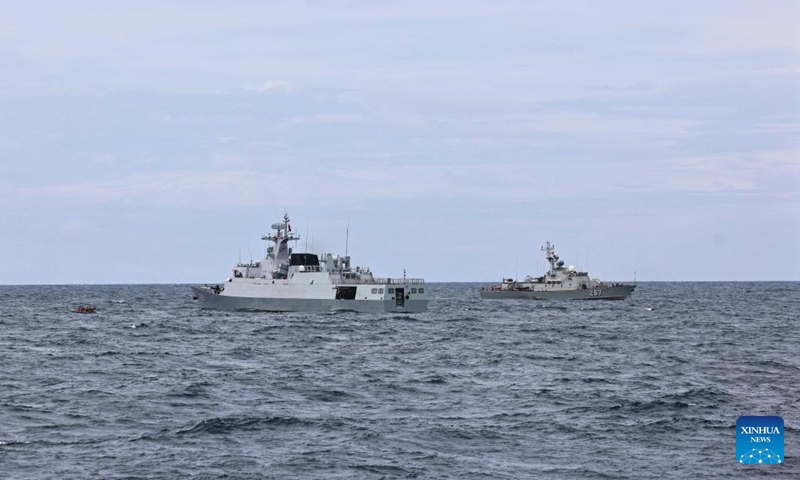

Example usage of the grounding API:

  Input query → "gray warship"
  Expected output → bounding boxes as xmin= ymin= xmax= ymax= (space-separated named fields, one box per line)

xmin=192 ymin=213 xmax=428 ymax=312
xmin=480 ymin=241 xmax=635 ymax=300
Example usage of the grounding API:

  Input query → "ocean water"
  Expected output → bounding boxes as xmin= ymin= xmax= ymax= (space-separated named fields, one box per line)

xmin=1 ymin=282 xmax=798 ymax=479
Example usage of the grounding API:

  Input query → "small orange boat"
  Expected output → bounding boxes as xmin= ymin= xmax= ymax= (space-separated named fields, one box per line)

xmin=73 ymin=305 xmax=97 ymax=314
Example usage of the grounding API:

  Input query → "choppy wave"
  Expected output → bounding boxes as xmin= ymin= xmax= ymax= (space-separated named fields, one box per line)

xmin=1 ymin=282 xmax=798 ymax=478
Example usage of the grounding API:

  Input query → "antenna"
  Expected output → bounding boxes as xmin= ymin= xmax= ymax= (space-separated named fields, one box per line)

xmin=305 ymin=221 xmax=309 ymax=252
xmin=345 ymin=217 xmax=350 ymax=257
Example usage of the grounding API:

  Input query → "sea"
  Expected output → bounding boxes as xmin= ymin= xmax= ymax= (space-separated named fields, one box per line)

xmin=1 ymin=282 xmax=798 ymax=479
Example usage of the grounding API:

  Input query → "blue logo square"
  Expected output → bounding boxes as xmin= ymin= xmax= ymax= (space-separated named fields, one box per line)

xmin=737 ymin=416 xmax=784 ymax=465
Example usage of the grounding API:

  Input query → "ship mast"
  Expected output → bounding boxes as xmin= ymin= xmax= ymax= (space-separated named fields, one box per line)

xmin=261 ymin=213 xmax=300 ymax=273
xmin=542 ymin=241 xmax=559 ymax=272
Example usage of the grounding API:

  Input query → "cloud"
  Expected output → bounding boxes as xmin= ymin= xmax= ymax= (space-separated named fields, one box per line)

xmin=252 ymin=80 xmax=294 ymax=93
xmin=743 ymin=120 xmax=800 ymax=135
xmin=751 ymin=67 xmax=800 ymax=75
xmin=1 ymin=0 xmax=798 ymax=283
xmin=280 ymin=113 xmax=362 ymax=125
xmin=8 ymin=146 xmax=797 ymax=211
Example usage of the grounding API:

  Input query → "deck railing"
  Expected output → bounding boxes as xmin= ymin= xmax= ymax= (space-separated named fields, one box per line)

xmin=331 ymin=277 xmax=425 ymax=285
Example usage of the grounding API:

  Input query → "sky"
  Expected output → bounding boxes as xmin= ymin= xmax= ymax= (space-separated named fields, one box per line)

xmin=1 ymin=1 xmax=798 ymax=283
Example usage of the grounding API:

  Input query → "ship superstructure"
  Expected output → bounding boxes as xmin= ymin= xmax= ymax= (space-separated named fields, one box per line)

xmin=191 ymin=213 xmax=428 ymax=312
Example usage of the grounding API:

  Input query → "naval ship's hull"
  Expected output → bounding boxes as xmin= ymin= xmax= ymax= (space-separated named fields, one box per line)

xmin=191 ymin=286 xmax=428 ymax=313
xmin=479 ymin=284 xmax=635 ymax=300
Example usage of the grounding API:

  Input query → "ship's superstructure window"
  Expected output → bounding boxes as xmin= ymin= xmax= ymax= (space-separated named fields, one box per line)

xmin=418 ymin=288 xmax=424 ymax=294
xmin=289 ymin=253 xmax=320 ymax=266
xmin=335 ymin=286 xmax=357 ymax=300
xmin=388 ymin=288 xmax=395 ymax=294
xmin=378 ymin=288 xmax=384 ymax=294
xmin=371 ymin=288 xmax=378 ymax=294
xmin=411 ymin=288 xmax=418 ymax=294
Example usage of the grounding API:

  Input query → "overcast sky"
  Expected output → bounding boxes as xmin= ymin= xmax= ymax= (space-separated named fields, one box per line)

xmin=1 ymin=1 xmax=798 ymax=283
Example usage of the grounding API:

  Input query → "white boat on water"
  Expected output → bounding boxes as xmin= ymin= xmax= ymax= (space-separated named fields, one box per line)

xmin=480 ymin=241 xmax=636 ymax=300
xmin=191 ymin=213 xmax=428 ymax=312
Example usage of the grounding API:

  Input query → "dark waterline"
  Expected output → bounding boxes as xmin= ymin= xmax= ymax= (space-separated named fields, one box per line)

xmin=1 ymin=282 xmax=798 ymax=478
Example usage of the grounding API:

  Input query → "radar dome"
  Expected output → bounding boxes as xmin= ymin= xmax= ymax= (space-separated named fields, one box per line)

xmin=556 ymin=260 xmax=565 ymax=267
xmin=567 ymin=265 xmax=575 ymax=272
